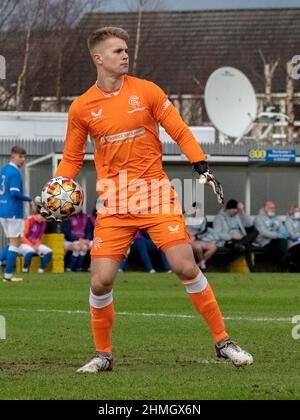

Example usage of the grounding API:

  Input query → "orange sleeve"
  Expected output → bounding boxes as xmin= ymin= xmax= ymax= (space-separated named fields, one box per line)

xmin=55 ymin=99 xmax=88 ymax=178
xmin=146 ymin=81 xmax=206 ymax=163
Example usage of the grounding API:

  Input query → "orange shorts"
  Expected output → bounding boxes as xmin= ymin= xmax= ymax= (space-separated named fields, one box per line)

xmin=90 ymin=212 xmax=191 ymax=263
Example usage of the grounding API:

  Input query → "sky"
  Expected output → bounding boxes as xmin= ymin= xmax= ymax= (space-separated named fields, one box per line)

xmin=101 ymin=0 xmax=300 ymax=12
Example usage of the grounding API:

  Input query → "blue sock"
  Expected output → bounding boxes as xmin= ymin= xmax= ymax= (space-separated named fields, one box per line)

xmin=5 ymin=246 xmax=19 ymax=275
xmin=0 ymin=244 xmax=9 ymax=263
xmin=40 ymin=252 xmax=52 ymax=270
xmin=76 ymin=254 xmax=86 ymax=272
xmin=160 ymin=251 xmax=171 ymax=272
xmin=134 ymin=240 xmax=154 ymax=272
xmin=67 ymin=253 xmax=79 ymax=271
xmin=119 ymin=258 xmax=127 ymax=270
xmin=23 ymin=252 xmax=36 ymax=270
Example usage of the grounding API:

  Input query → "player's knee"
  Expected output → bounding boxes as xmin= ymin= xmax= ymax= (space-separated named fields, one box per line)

xmin=172 ymin=259 xmax=198 ymax=280
xmin=91 ymin=282 xmax=112 ymax=296
xmin=91 ymin=272 xmax=114 ymax=295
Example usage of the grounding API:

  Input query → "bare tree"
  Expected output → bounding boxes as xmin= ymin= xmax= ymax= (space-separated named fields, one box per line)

xmin=286 ymin=60 xmax=295 ymax=144
xmin=126 ymin=0 xmax=165 ymax=76
xmin=9 ymin=0 xmax=45 ymax=111
xmin=0 ymin=0 xmax=102 ymax=111
xmin=259 ymin=50 xmax=279 ymax=108
xmin=258 ymin=50 xmax=279 ymax=143
xmin=48 ymin=0 xmax=99 ymax=111
xmin=132 ymin=2 xmax=143 ymax=76
xmin=0 ymin=1 xmax=21 ymax=109
xmin=0 ymin=0 xmax=20 ymax=30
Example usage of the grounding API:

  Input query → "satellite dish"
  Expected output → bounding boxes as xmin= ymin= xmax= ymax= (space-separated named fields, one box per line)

xmin=204 ymin=67 xmax=257 ymax=138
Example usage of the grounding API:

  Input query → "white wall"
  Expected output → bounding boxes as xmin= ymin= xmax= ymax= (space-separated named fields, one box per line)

xmin=0 ymin=112 xmax=216 ymax=143
xmin=0 ymin=112 xmax=68 ymax=140
xmin=160 ymin=126 xmax=215 ymax=144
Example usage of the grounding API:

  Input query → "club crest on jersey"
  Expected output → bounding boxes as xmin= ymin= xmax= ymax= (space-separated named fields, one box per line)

xmin=91 ymin=108 xmax=103 ymax=118
xmin=128 ymin=95 xmax=146 ymax=114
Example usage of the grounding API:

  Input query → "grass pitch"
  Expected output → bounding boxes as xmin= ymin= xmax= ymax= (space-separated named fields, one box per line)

xmin=0 ymin=272 xmax=299 ymax=400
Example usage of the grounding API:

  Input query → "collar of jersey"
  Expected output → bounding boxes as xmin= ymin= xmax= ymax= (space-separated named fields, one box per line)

xmin=95 ymin=77 xmax=124 ymax=98
xmin=9 ymin=162 xmax=19 ymax=170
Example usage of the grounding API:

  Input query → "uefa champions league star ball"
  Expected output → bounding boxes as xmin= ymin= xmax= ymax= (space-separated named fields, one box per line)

xmin=41 ymin=176 xmax=84 ymax=220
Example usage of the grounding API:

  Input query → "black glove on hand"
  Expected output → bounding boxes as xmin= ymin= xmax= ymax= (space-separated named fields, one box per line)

xmin=193 ymin=161 xmax=224 ymax=205
xmin=34 ymin=196 xmax=62 ymax=223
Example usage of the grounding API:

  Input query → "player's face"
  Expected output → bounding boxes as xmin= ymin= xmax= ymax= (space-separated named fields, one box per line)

xmin=95 ymin=37 xmax=129 ymax=77
xmin=11 ymin=153 xmax=26 ymax=168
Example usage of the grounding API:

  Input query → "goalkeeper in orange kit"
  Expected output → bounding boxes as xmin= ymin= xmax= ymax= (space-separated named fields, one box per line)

xmin=36 ymin=27 xmax=253 ymax=371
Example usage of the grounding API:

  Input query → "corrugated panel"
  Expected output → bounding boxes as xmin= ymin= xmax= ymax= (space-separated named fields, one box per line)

xmin=1 ymin=137 xmax=300 ymax=156
xmin=0 ymin=139 xmax=55 ymax=156
xmin=0 ymin=138 xmax=96 ymax=155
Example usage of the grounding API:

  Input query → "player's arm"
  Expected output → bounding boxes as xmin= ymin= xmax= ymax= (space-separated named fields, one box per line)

xmin=10 ymin=174 xmax=32 ymax=202
xmin=148 ymin=82 xmax=224 ymax=204
xmin=10 ymin=189 xmax=32 ymax=202
xmin=55 ymin=99 xmax=88 ymax=179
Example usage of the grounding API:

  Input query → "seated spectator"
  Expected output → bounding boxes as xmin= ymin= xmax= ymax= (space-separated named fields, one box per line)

xmin=86 ymin=209 xmax=97 ymax=246
xmin=254 ymin=201 xmax=289 ymax=271
xmin=19 ymin=214 xmax=52 ymax=273
xmin=185 ymin=203 xmax=217 ymax=270
xmin=118 ymin=229 xmax=171 ymax=273
xmin=62 ymin=212 xmax=90 ymax=272
xmin=85 ymin=208 xmax=97 ymax=271
xmin=214 ymin=199 xmax=258 ymax=272
xmin=285 ymin=205 xmax=300 ymax=271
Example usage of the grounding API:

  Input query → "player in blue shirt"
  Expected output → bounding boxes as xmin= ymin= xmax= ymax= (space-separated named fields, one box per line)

xmin=0 ymin=146 xmax=32 ymax=282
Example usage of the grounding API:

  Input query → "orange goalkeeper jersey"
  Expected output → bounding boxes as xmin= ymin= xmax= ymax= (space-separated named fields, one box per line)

xmin=55 ymin=75 xmax=206 ymax=214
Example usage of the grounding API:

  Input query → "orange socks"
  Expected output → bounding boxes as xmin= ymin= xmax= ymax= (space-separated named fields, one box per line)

xmin=90 ymin=303 xmax=114 ymax=353
xmin=182 ymin=273 xmax=228 ymax=343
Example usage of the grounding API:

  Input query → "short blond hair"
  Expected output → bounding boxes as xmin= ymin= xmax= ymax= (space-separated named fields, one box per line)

xmin=87 ymin=26 xmax=129 ymax=53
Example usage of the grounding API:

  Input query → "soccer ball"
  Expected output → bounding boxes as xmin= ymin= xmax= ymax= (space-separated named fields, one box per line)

xmin=41 ymin=176 xmax=84 ymax=220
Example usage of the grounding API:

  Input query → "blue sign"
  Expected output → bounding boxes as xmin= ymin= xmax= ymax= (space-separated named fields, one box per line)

xmin=248 ymin=149 xmax=296 ymax=163
xmin=266 ymin=149 xmax=296 ymax=162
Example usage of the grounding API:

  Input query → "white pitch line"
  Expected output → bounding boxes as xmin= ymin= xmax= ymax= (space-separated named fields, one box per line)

xmin=21 ymin=308 xmax=292 ymax=322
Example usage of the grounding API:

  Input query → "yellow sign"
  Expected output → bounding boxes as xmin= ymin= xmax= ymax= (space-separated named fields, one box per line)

xmin=249 ymin=150 xmax=267 ymax=160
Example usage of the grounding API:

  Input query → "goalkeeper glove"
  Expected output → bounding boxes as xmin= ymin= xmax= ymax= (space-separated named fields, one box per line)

xmin=193 ymin=161 xmax=224 ymax=205
xmin=34 ymin=196 xmax=62 ymax=223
